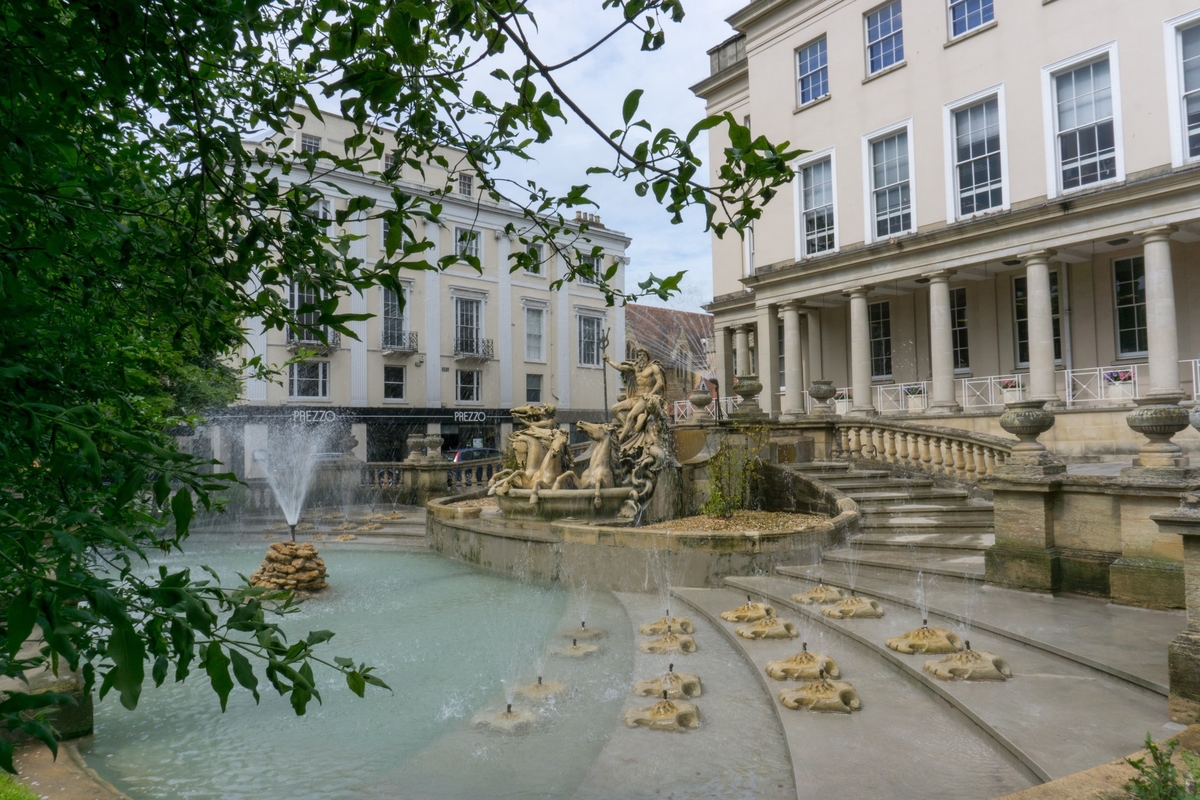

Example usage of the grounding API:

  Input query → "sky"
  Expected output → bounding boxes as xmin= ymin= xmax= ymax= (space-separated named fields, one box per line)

xmin=475 ymin=1 xmax=744 ymax=313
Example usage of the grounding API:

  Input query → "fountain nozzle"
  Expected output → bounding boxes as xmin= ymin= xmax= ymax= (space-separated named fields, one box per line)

xmin=923 ymin=618 xmax=928 ymax=627
xmin=506 ymin=703 xmax=512 ymax=714
xmin=289 ymin=523 xmax=297 ymax=543
xmin=581 ymin=621 xmax=586 ymax=630
xmin=668 ymin=663 xmax=673 ymax=673
xmin=572 ymin=638 xmax=577 ymax=647
xmin=747 ymin=594 xmax=752 ymax=603
xmin=662 ymin=690 xmax=668 ymax=701
xmin=965 ymin=640 xmax=971 ymax=651
xmin=537 ymin=676 xmax=542 ymax=686
xmin=802 ymin=642 xmax=808 ymax=652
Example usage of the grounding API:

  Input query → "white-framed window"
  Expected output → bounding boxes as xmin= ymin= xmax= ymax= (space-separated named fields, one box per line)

xmin=525 ymin=306 xmax=546 ymax=362
xmin=578 ymin=253 xmax=603 ymax=286
xmin=383 ymin=365 xmax=406 ymax=401
xmin=455 ymin=296 xmax=482 ymax=352
xmin=777 ymin=322 xmax=786 ymax=391
xmin=1166 ymin=12 xmax=1200 ymax=167
xmin=456 ymin=370 xmax=481 ymax=403
xmin=383 ymin=152 xmax=396 ymax=173
xmin=525 ymin=244 xmax=544 ymax=275
xmin=300 ymin=134 xmax=321 ymax=155
xmin=526 ymin=374 xmax=543 ymax=403
xmin=864 ymin=122 xmax=914 ymax=241
xmin=796 ymin=37 xmax=829 ymax=107
xmin=948 ymin=0 xmax=993 ymax=39
xmin=288 ymin=361 xmax=329 ymax=399
xmin=865 ymin=1 xmax=903 ymax=76
xmin=303 ymin=198 xmax=331 ymax=223
xmin=288 ymin=282 xmax=324 ymax=343
xmin=1013 ymin=271 xmax=1062 ymax=367
xmin=949 ymin=94 xmax=1005 ymax=218
xmin=382 ymin=285 xmax=409 ymax=349
xmin=457 ymin=173 xmax=474 ymax=196
xmin=743 ymin=224 xmax=755 ymax=278
xmin=869 ymin=301 xmax=892 ymax=379
xmin=578 ymin=314 xmax=604 ymax=367
xmin=950 ymin=286 xmax=969 ymax=370
xmin=797 ymin=153 xmax=836 ymax=257
xmin=1114 ymin=256 xmax=1147 ymax=357
xmin=1042 ymin=44 xmax=1123 ymax=197
xmin=455 ymin=227 xmax=480 ymax=259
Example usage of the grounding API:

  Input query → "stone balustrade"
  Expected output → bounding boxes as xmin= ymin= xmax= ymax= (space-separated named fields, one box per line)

xmin=834 ymin=418 xmax=1013 ymax=481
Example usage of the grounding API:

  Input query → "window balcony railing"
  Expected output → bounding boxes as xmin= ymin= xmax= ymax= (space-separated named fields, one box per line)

xmin=285 ymin=327 xmax=340 ymax=352
xmin=453 ymin=337 xmax=494 ymax=360
xmin=381 ymin=329 xmax=418 ymax=354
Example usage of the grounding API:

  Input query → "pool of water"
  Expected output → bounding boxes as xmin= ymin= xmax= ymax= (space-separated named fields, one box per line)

xmin=83 ymin=536 xmax=636 ymax=799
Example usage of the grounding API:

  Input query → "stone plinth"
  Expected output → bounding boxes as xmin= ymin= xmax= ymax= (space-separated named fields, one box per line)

xmin=403 ymin=462 xmax=451 ymax=505
xmin=984 ymin=476 xmax=1062 ymax=594
xmin=1150 ymin=497 xmax=1200 ymax=722
xmin=250 ymin=541 xmax=328 ymax=593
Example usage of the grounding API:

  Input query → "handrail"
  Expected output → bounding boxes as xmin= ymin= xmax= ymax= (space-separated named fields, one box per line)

xmin=833 ymin=417 xmax=1012 ymax=480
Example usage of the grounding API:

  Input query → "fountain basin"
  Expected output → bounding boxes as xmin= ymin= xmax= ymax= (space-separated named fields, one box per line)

xmin=494 ymin=488 xmax=633 ymax=520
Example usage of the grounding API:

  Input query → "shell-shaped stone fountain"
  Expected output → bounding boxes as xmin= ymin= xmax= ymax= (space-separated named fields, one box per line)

xmin=562 ymin=623 xmax=607 ymax=641
xmin=778 ymin=673 xmax=861 ymax=714
xmin=924 ymin=647 xmax=1012 ymax=682
xmin=638 ymin=616 xmax=695 ymax=635
xmin=766 ymin=645 xmax=841 ymax=680
xmin=720 ymin=597 xmax=775 ymax=623
xmin=886 ymin=625 xmax=963 ymax=655
xmin=791 ymin=585 xmax=843 ymax=605
xmin=735 ymin=616 xmax=799 ymax=640
xmin=473 ymin=705 xmax=540 ymax=734
xmin=638 ymin=629 xmax=697 ymax=655
xmin=634 ymin=664 xmax=702 ymax=699
xmin=554 ymin=639 xmax=599 ymax=659
xmin=821 ymin=596 xmax=884 ymax=619
xmin=514 ymin=677 xmax=568 ymax=701
xmin=623 ymin=695 xmax=701 ymax=732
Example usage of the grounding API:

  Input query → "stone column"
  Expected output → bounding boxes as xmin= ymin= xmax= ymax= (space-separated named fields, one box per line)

xmin=1125 ymin=226 xmax=1189 ymax=471
xmin=1140 ymin=226 xmax=1181 ymax=396
xmin=1023 ymin=252 xmax=1059 ymax=405
xmin=756 ymin=305 xmax=781 ymax=417
xmin=734 ymin=325 xmax=751 ymax=380
xmin=927 ymin=271 xmax=961 ymax=413
xmin=848 ymin=288 xmax=876 ymax=415
xmin=780 ymin=301 xmax=804 ymax=420
xmin=714 ymin=326 xmax=735 ymax=415
xmin=804 ymin=310 xmax=824 ymax=378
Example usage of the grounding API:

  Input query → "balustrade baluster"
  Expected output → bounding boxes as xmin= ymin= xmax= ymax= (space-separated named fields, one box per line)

xmin=871 ymin=428 xmax=883 ymax=460
xmin=896 ymin=431 xmax=909 ymax=463
xmin=964 ymin=443 xmax=978 ymax=478
xmin=885 ymin=430 xmax=897 ymax=463
xmin=930 ymin=437 xmax=944 ymax=472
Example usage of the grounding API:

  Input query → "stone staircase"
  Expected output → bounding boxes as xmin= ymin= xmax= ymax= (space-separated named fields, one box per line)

xmin=791 ymin=461 xmax=993 ymax=581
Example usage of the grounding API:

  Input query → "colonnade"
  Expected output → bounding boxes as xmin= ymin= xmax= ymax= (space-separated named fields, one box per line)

xmin=715 ymin=226 xmax=1182 ymax=417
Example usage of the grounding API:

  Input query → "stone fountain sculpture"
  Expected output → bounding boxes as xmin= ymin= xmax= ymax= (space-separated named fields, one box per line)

xmin=766 ymin=643 xmax=841 ymax=681
xmin=886 ymin=622 xmax=964 ymax=655
xmin=821 ymin=596 xmax=885 ymax=619
xmin=792 ymin=585 xmax=843 ymax=605
xmin=639 ymin=616 xmax=694 ymax=636
xmin=487 ymin=347 xmax=673 ymax=521
xmin=778 ymin=669 xmax=862 ymax=714
xmin=736 ymin=616 xmax=799 ymax=640
xmin=639 ymin=625 xmax=698 ymax=655
xmin=720 ymin=597 xmax=775 ymax=623
xmin=634 ymin=664 xmax=702 ymax=699
xmin=924 ymin=642 xmax=1012 ymax=682
xmin=623 ymin=691 xmax=701 ymax=732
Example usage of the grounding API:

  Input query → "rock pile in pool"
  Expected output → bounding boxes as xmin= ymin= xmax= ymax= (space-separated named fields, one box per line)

xmin=250 ymin=542 xmax=328 ymax=593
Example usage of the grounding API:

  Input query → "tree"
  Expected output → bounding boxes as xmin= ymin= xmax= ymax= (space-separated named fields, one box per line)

xmin=0 ymin=0 xmax=798 ymax=771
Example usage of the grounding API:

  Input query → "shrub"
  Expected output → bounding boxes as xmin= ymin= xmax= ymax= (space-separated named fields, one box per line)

xmin=1124 ymin=735 xmax=1200 ymax=799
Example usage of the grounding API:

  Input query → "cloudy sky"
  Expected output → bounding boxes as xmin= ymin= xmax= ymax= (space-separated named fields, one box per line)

xmin=477 ymin=1 xmax=744 ymax=313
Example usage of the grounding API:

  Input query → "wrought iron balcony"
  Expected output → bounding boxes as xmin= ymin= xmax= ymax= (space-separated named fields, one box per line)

xmin=286 ymin=327 xmax=340 ymax=353
xmin=381 ymin=329 xmax=418 ymax=354
xmin=454 ymin=337 xmax=494 ymax=360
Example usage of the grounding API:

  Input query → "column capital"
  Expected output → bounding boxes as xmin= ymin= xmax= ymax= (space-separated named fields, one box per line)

xmin=847 ymin=286 xmax=870 ymax=299
xmin=1135 ymin=225 xmax=1178 ymax=244
xmin=1020 ymin=250 xmax=1055 ymax=266
xmin=778 ymin=299 xmax=802 ymax=311
xmin=923 ymin=269 xmax=951 ymax=284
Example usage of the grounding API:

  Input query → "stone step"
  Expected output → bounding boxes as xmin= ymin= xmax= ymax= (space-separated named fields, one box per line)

xmin=851 ymin=531 xmax=995 ymax=554
xmin=670 ymin=586 xmax=1038 ymax=798
xmin=836 ymin=487 xmax=970 ymax=502
xmin=819 ymin=477 xmax=934 ymax=490
xmin=856 ymin=500 xmax=993 ymax=514
xmin=775 ymin=565 xmax=1178 ymax=696
xmin=822 ymin=546 xmax=984 ymax=580
xmin=786 ymin=461 xmax=851 ymax=473
xmin=721 ymin=575 xmax=1174 ymax=783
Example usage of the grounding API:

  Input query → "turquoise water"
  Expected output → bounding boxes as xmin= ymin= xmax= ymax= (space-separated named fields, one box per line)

xmin=82 ymin=537 xmax=635 ymax=799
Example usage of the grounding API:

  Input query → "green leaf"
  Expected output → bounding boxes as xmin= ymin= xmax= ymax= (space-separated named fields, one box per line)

xmin=229 ymin=649 xmax=260 ymax=703
xmin=171 ymin=488 xmax=194 ymax=537
xmin=621 ymin=89 xmax=643 ymax=126
xmin=346 ymin=671 xmax=366 ymax=698
xmin=5 ymin=588 xmax=36 ymax=657
xmin=205 ymin=642 xmax=234 ymax=712
xmin=108 ymin=621 xmax=145 ymax=711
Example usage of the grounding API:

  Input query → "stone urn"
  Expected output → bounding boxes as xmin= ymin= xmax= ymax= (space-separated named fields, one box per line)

xmin=809 ymin=380 xmax=836 ymax=416
xmin=689 ymin=384 xmax=713 ymax=410
xmin=998 ymin=399 xmax=1061 ymax=469
xmin=730 ymin=375 xmax=765 ymax=417
xmin=425 ymin=434 xmax=445 ymax=462
xmin=405 ymin=433 xmax=427 ymax=463
xmin=1127 ymin=395 xmax=1190 ymax=469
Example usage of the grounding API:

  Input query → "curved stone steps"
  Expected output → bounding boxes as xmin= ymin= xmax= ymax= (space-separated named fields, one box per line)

xmin=723 ymin=574 xmax=1174 ymax=782
xmin=777 ymin=564 xmax=1179 ymax=696
xmin=852 ymin=531 xmax=995 ymax=554
xmin=823 ymin=546 xmax=985 ymax=580
xmin=671 ymin=586 xmax=1038 ymax=799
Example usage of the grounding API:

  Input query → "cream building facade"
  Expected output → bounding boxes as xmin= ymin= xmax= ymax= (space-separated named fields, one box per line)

xmin=695 ymin=0 xmax=1200 ymax=457
xmin=224 ymin=111 xmax=629 ymax=472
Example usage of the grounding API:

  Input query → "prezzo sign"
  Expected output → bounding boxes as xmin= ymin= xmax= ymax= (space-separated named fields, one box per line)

xmin=292 ymin=409 xmax=340 ymax=424
xmin=453 ymin=411 xmax=487 ymax=423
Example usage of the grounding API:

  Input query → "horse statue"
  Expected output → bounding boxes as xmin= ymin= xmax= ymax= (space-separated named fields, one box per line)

xmin=488 ymin=404 xmax=570 ymax=503
xmin=553 ymin=419 xmax=618 ymax=508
